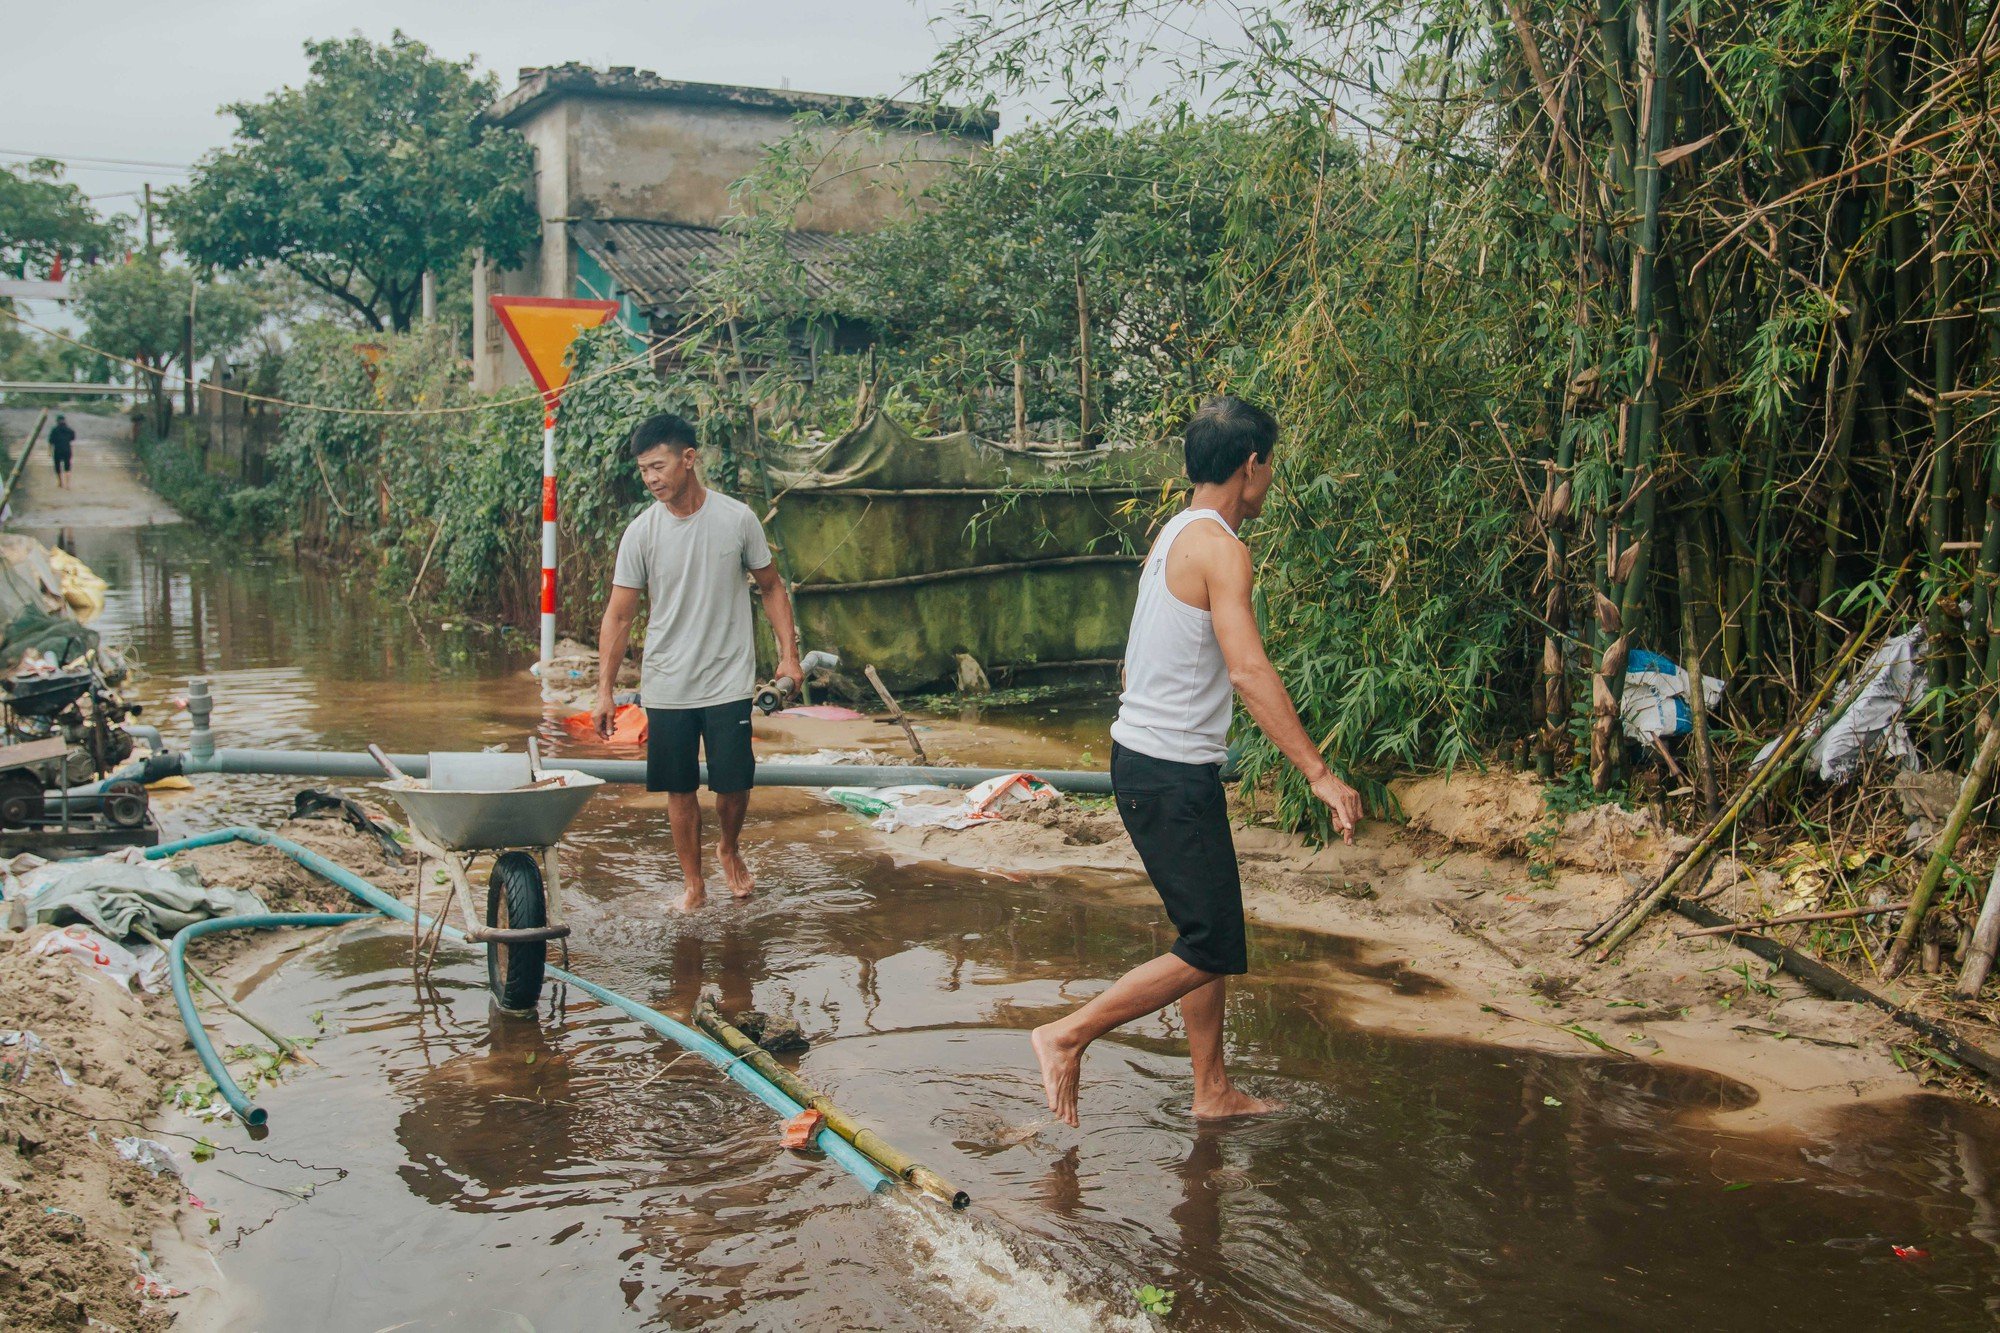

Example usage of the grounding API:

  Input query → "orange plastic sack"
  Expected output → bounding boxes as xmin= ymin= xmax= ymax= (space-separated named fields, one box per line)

xmin=559 ymin=702 xmax=648 ymax=745
xmin=781 ymin=1108 xmax=825 ymax=1150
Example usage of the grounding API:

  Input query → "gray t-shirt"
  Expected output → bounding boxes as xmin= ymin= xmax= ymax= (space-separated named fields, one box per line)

xmin=612 ymin=491 xmax=773 ymax=709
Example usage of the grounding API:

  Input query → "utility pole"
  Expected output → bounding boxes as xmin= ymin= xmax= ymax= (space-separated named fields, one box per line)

xmin=142 ymin=183 xmax=155 ymax=252
xmin=420 ymin=270 xmax=437 ymax=324
xmin=183 ymin=278 xmax=197 ymax=430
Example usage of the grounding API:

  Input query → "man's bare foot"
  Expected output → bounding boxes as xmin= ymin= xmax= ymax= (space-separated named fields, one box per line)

xmin=718 ymin=848 xmax=755 ymax=899
xmin=677 ymin=882 xmax=707 ymax=913
xmin=1030 ymin=1023 xmax=1083 ymax=1128
xmin=1192 ymin=1086 xmax=1284 ymax=1120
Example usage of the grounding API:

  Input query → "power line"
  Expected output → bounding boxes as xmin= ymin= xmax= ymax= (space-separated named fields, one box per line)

xmin=0 ymin=147 xmax=193 ymax=172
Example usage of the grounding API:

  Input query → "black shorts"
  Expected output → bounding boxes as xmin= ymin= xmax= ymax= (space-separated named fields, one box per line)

xmin=50 ymin=446 xmax=71 ymax=474
xmin=1111 ymin=740 xmax=1246 ymax=975
xmin=646 ymin=699 xmax=756 ymax=794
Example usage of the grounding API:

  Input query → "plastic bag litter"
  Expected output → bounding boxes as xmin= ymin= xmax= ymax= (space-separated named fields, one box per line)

xmin=1 ymin=1030 xmax=76 ymax=1087
xmin=114 ymin=1136 xmax=183 ymax=1178
xmin=32 ymin=924 xmax=167 ymax=993
xmin=829 ymin=773 xmax=1059 ymax=833
xmin=1620 ymin=649 xmax=1726 ymax=745
xmin=779 ymin=704 xmax=867 ymax=721
xmin=1752 ymin=625 xmax=1929 ymax=783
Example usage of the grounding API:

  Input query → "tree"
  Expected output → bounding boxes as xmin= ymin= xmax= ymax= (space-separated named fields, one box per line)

xmin=161 ymin=32 xmax=538 ymax=332
xmin=0 ymin=160 xmax=124 ymax=274
xmin=846 ymin=120 xmax=1258 ymax=440
xmin=76 ymin=258 xmax=266 ymax=436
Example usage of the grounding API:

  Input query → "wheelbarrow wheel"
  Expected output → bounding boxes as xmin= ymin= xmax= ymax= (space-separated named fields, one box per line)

xmin=486 ymin=852 xmax=547 ymax=1015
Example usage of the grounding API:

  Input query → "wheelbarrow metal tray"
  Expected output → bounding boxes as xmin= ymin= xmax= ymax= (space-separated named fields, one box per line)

xmin=379 ymin=771 xmax=602 ymax=850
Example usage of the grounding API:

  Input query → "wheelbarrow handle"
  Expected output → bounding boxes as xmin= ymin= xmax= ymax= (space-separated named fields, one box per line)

xmin=365 ymin=744 xmax=407 ymax=781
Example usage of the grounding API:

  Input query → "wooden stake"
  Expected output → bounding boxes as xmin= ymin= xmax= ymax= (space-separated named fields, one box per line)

xmin=864 ymin=665 xmax=929 ymax=764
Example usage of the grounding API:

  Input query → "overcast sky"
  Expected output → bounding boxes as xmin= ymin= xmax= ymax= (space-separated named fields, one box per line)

xmin=3 ymin=0 xmax=972 ymax=213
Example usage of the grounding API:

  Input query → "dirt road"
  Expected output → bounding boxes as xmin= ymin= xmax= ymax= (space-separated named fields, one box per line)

xmin=0 ymin=407 xmax=181 ymax=528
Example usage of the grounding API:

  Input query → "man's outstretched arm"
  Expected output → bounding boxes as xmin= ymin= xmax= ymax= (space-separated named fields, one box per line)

xmin=593 ymin=585 xmax=641 ymax=737
xmin=1204 ymin=538 xmax=1364 ymax=841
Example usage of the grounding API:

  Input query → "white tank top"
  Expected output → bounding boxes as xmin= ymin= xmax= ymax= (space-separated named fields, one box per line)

xmin=1109 ymin=508 xmax=1235 ymax=765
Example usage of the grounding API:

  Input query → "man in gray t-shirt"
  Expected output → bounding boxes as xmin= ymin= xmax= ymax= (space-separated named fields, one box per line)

xmin=594 ymin=412 xmax=801 ymax=911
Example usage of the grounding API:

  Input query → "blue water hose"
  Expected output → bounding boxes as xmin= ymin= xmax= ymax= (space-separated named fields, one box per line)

xmin=148 ymin=828 xmax=893 ymax=1193
xmin=166 ymin=911 xmax=378 ymax=1126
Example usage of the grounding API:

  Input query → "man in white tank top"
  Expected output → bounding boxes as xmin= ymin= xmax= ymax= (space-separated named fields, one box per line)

xmin=1033 ymin=398 xmax=1362 ymax=1127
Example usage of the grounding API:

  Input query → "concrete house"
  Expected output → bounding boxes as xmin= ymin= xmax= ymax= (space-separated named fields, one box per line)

xmin=471 ymin=65 xmax=996 ymax=390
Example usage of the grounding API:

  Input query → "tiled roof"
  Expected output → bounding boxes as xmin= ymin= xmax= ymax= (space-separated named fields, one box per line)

xmin=573 ymin=218 xmax=854 ymax=314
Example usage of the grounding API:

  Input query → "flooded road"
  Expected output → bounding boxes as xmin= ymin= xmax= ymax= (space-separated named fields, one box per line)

xmin=49 ymin=521 xmax=2000 ymax=1329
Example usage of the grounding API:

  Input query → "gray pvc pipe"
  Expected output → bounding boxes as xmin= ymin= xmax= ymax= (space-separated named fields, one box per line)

xmin=172 ymin=746 xmax=1114 ymax=794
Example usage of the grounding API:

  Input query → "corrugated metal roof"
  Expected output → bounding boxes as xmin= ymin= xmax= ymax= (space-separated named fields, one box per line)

xmin=573 ymin=218 xmax=854 ymax=314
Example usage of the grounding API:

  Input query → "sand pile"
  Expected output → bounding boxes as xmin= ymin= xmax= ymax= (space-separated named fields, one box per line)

xmin=0 ymin=813 xmax=414 ymax=1327
xmin=1393 ymin=769 xmax=1676 ymax=870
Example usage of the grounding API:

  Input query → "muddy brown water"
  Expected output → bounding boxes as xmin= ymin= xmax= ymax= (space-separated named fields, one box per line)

xmin=43 ymin=523 xmax=2000 ymax=1329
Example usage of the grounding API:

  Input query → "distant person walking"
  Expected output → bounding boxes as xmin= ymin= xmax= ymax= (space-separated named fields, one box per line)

xmin=47 ymin=415 xmax=76 ymax=490
xmin=1032 ymin=397 xmax=1363 ymax=1127
xmin=593 ymin=412 xmax=801 ymax=913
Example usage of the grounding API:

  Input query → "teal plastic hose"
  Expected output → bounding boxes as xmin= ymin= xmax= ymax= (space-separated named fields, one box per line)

xmin=148 ymin=829 xmax=893 ymax=1193
xmin=166 ymin=910 xmax=378 ymax=1126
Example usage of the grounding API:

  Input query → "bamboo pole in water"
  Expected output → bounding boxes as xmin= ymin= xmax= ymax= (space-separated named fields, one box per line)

xmin=694 ymin=1000 xmax=969 ymax=1209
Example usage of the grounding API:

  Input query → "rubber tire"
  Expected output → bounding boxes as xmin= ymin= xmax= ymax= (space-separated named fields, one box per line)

xmin=485 ymin=852 xmax=547 ymax=1015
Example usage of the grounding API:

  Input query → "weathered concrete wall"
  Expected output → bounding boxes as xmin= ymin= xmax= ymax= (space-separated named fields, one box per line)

xmin=473 ymin=105 xmax=579 ymax=392
xmin=567 ymin=99 xmax=978 ymax=232
xmin=473 ymin=86 xmax=984 ymax=391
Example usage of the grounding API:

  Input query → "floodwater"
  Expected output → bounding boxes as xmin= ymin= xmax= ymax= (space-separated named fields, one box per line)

xmin=48 ymin=522 xmax=2000 ymax=1329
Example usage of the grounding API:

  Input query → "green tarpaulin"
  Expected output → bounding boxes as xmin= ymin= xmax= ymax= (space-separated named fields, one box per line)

xmin=762 ymin=414 xmax=1172 ymax=688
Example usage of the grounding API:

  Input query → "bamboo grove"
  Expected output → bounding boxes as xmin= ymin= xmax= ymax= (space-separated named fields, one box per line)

xmin=1478 ymin=0 xmax=2000 ymax=791
xmin=869 ymin=0 xmax=2000 ymax=820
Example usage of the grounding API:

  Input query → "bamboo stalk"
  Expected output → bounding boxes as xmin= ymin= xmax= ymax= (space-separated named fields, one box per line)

xmin=133 ymin=923 xmax=318 ymax=1068
xmin=1074 ymin=257 xmax=1095 ymax=445
xmin=1671 ymin=897 xmax=2000 ymax=1084
xmin=1954 ymin=857 xmax=2000 ymax=999
xmin=1676 ymin=521 xmax=1720 ymax=816
xmin=1589 ymin=582 xmax=1902 ymax=960
xmin=1888 ymin=717 xmax=2000 ymax=978
xmin=1013 ymin=335 xmax=1028 ymax=445
xmin=694 ymin=1000 xmax=968 ymax=1208
xmin=1675 ymin=901 xmax=1911 ymax=938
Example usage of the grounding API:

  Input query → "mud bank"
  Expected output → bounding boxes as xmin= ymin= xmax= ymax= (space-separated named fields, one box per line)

xmin=0 ymin=817 xmax=413 ymax=1329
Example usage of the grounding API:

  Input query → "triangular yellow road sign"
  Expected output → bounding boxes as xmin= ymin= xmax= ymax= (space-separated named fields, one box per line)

xmin=489 ymin=296 xmax=621 ymax=406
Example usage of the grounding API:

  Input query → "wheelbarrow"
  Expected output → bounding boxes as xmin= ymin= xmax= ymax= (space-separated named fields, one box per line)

xmin=369 ymin=741 xmax=601 ymax=1015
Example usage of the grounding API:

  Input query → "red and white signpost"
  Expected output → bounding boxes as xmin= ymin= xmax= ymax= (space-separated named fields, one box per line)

xmin=488 ymin=296 xmax=621 ymax=679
